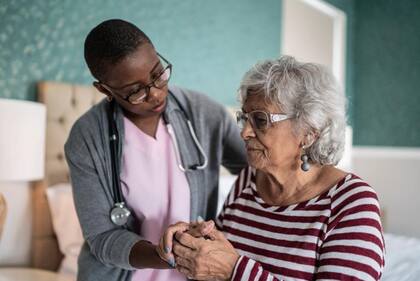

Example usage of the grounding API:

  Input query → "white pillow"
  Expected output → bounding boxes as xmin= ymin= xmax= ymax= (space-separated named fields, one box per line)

xmin=46 ymin=183 xmax=83 ymax=277
xmin=217 ymin=174 xmax=238 ymax=215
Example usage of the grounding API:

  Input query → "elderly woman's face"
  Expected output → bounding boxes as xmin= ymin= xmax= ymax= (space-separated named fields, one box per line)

xmin=241 ymin=93 xmax=302 ymax=172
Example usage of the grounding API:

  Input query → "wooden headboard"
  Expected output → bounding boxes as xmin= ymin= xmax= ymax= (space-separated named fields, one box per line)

xmin=31 ymin=81 xmax=103 ymax=270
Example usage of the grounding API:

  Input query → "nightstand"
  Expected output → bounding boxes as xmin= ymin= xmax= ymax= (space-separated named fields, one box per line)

xmin=0 ymin=267 xmax=73 ymax=281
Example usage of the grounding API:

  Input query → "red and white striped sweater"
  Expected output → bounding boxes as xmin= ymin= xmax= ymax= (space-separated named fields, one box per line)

xmin=216 ymin=167 xmax=385 ymax=281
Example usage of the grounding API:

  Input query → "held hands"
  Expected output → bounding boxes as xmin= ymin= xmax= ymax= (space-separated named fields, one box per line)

xmin=156 ymin=220 xmax=215 ymax=268
xmin=157 ymin=220 xmax=239 ymax=280
xmin=174 ymin=227 xmax=239 ymax=281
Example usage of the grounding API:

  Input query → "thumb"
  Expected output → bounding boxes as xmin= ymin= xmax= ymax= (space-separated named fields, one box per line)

xmin=205 ymin=227 xmax=224 ymax=241
xmin=199 ymin=220 xmax=215 ymax=236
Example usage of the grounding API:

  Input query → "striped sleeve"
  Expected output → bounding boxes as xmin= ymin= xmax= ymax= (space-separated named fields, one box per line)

xmin=216 ymin=167 xmax=251 ymax=229
xmin=314 ymin=179 xmax=385 ymax=281
xmin=226 ymin=167 xmax=286 ymax=281
xmin=231 ymin=256 xmax=283 ymax=281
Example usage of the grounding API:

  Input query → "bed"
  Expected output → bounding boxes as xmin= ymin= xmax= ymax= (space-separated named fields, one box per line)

xmin=382 ymin=233 xmax=420 ymax=280
xmin=31 ymin=81 xmax=420 ymax=280
xmin=31 ymin=81 xmax=102 ymax=272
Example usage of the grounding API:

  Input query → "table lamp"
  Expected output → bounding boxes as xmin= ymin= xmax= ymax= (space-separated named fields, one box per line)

xmin=0 ymin=98 xmax=46 ymax=261
xmin=0 ymin=99 xmax=46 ymax=181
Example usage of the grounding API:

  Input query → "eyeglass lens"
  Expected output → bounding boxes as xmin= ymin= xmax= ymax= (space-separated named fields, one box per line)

xmin=236 ymin=111 xmax=269 ymax=130
xmin=127 ymin=67 xmax=171 ymax=104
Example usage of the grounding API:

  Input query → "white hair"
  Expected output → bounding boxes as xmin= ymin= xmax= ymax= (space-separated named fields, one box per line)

xmin=238 ymin=55 xmax=347 ymax=165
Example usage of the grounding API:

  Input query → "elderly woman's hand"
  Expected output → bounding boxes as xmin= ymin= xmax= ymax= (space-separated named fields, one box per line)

xmin=173 ymin=227 xmax=239 ymax=281
xmin=156 ymin=220 xmax=215 ymax=267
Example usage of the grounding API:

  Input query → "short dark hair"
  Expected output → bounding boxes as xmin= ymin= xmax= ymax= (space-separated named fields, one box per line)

xmin=84 ymin=19 xmax=152 ymax=80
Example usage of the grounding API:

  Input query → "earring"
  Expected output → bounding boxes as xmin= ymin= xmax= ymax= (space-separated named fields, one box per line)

xmin=107 ymin=96 xmax=113 ymax=102
xmin=300 ymin=148 xmax=310 ymax=172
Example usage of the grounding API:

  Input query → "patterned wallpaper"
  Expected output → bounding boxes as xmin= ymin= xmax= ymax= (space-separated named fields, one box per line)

xmin=0 ymin=0 xmax=281 ymax=105
xmin=3 ymin=0 xmax=417 ymax=146
xmin=353 ymin=0 xmax=420 ymax=146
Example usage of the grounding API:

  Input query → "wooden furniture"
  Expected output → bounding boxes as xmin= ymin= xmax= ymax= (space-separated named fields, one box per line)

xmin=0 ymin=267 xmax=73 ymax=281
xmin=0 ymin=193 xmax=6 ymax=239
xmin=31 ymin=81 xmax=102 ymax=270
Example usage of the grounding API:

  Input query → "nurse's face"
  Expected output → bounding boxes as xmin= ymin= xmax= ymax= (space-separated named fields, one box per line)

xmin=94 ymin=43 xmax=169 ymax=119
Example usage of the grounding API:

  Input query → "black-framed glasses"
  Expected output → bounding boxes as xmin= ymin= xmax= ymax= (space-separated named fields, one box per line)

xmin=100 ymin=53 xmax=172 ymax=105
xmin=236 ymin=110 xmax=293 ymax=131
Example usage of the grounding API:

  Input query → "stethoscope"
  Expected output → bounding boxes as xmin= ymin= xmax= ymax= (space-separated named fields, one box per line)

xmin=108 ymin=91 xmax=208 ymax=226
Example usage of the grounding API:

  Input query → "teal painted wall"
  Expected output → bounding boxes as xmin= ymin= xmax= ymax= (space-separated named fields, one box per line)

xmin=353 ymin=0 xmax=420 ymax=147
xmin=324 ymin=0 xmax=420 ymax=147
xmin=2 ymin=0 xmax=419 ymax=147
xmin=0 ymin=0 xmax=281 ymax=106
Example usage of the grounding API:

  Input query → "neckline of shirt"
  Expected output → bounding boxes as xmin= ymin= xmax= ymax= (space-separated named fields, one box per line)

xmin=246 ymin=168 xmax=355 ymax=212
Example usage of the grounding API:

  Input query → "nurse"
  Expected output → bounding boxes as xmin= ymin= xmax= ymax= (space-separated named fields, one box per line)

xmin=64 ymin=19 xmax=247 ymax=281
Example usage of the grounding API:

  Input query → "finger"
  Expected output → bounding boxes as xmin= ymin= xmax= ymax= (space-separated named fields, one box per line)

xmin=158 ymin=235 xmax=174 ymax=262
xmin=173 ymin=241 xmax=195 ymax=258
xmin=186 ymin=221 xmax=202 ymax=238
xmin=205 ymin=227 xmax=224 ymax=241
xmin=186 ymin=220 xmax=214 ymax=238
xmin=175 ymin=256 xmax=192 ymax=269
xmin=199 ymin=220 xmax=215 ymax=236
xmin=155 ymin=243 xmax=176 ymax=268
xmin=174 ymin=232 xmax=197 ymax=249
xmin=187 ymin=224 xmax=205 ymax=238
xmin=158 ymin=236 xmax=170 ymax=260
xmin=176 ymin=265 xmax=193 ymax=279
xmin=163 ymin=222 xmax=190 ymax=254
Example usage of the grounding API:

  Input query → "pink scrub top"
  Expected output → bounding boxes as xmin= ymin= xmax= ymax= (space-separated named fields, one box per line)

xmin=120 ymin=117 xmax=190 ymax=281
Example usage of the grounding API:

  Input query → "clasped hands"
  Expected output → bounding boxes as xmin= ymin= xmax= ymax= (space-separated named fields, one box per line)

xmin=156 ymin=220 xmax=239 ymax=281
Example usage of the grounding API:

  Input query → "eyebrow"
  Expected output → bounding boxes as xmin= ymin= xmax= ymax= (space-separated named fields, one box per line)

xmin=113 ymin=60 xmax=162 ymax=90
xmin=241 ymin=106 xmax=267 ymax=113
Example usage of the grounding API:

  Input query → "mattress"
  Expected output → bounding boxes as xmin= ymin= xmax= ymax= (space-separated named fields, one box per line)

xmin=382 ymin=233 xmax=420 ymax=280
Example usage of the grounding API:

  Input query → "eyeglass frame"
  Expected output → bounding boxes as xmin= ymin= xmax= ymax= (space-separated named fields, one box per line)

xmin=236 ymin=110 xmax=293 ymax=131
xmin=98 ymin=53 xmax=172 ymax=104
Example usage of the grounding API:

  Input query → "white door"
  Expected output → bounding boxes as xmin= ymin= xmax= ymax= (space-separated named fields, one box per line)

xmin=282 ymin=0 xmax=351 ymax=170
xmin=282 ymin=0 xmax=346 ymax=88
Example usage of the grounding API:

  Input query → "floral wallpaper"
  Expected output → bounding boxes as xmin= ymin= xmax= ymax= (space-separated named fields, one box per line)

xmin=0 ymin=0 xmax=281 ymax=104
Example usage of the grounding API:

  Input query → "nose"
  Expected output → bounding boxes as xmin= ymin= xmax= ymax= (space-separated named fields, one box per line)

xmin=147 ymin=86 xmax=166 ymax=104
xmin=240 ymin=119 xmax=256 ymax=140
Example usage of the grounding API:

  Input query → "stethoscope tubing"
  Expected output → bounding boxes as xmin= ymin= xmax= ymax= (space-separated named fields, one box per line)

xmin=166 ymin=120 xmax=208 ymax=172
xmin=108 ymin=92 xmax=208 ymax=225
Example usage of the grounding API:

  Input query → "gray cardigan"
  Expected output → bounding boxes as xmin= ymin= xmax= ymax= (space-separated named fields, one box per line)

xmin=64 ymin=85 xmax=247 ymax=281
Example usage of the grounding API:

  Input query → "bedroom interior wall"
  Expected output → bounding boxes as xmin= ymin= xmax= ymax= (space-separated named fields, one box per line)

xmin=1 ymin=0 xmax=418 ymax=146
xmin=327 ymin=0 xmax=420 ymax=238
xmin=352 ymin=147 xmax=420 ymax=238
xmin=352 ymin=0 xmax=420 ymax=147
xmin=351 ymin=0 xmax=420 ymax=238
xmin=0 ymin=0 xmax=281 ymax=266
xmin=0 ymin=0 xmax=281 ymax=106
xmin=1 ymin=0 xmax=419 ymax=266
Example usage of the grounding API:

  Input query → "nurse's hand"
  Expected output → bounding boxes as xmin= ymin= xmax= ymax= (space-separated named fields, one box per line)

xmin=173 ymin=228 xmax=239 ymax=280
xmin=156 ymin=220 xmax=215 ymax=267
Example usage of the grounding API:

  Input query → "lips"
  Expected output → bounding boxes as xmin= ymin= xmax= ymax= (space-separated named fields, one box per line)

xmin=247 ymin=146 xmax=262 ymax=151
xmin=152 ymin=100 xmax=166 ymax=112
xmin=246 ymin=142 xmax=265 ymax=151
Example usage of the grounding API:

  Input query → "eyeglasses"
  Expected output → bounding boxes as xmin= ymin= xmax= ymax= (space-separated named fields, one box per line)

xmin=100 ymin=53 xmax=172 ymax=105
xmin=236 ymin=110 xmax=293 ymax=131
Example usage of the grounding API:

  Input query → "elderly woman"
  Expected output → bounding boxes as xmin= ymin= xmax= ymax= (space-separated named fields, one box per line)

xmin=158 ymin=56 xmax=385 ymax=281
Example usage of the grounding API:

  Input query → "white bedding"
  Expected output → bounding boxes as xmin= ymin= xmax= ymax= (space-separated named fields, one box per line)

xmin=382 ymin=233 xmax=420 ymax=280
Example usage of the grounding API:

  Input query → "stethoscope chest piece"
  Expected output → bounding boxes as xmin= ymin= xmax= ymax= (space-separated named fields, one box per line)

xmin=110 ymin=202 xmax=131 ymax=226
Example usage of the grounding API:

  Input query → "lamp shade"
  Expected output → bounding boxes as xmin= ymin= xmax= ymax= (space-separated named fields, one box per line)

xmin=0 ymin=99 xmax=46 ymax=181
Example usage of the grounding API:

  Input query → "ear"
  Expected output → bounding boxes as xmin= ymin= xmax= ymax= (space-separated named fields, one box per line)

xmin=93 ymin=82 xmax=111 ymax=98
xmin=301 ymin=130 xmax=319 ymax=148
